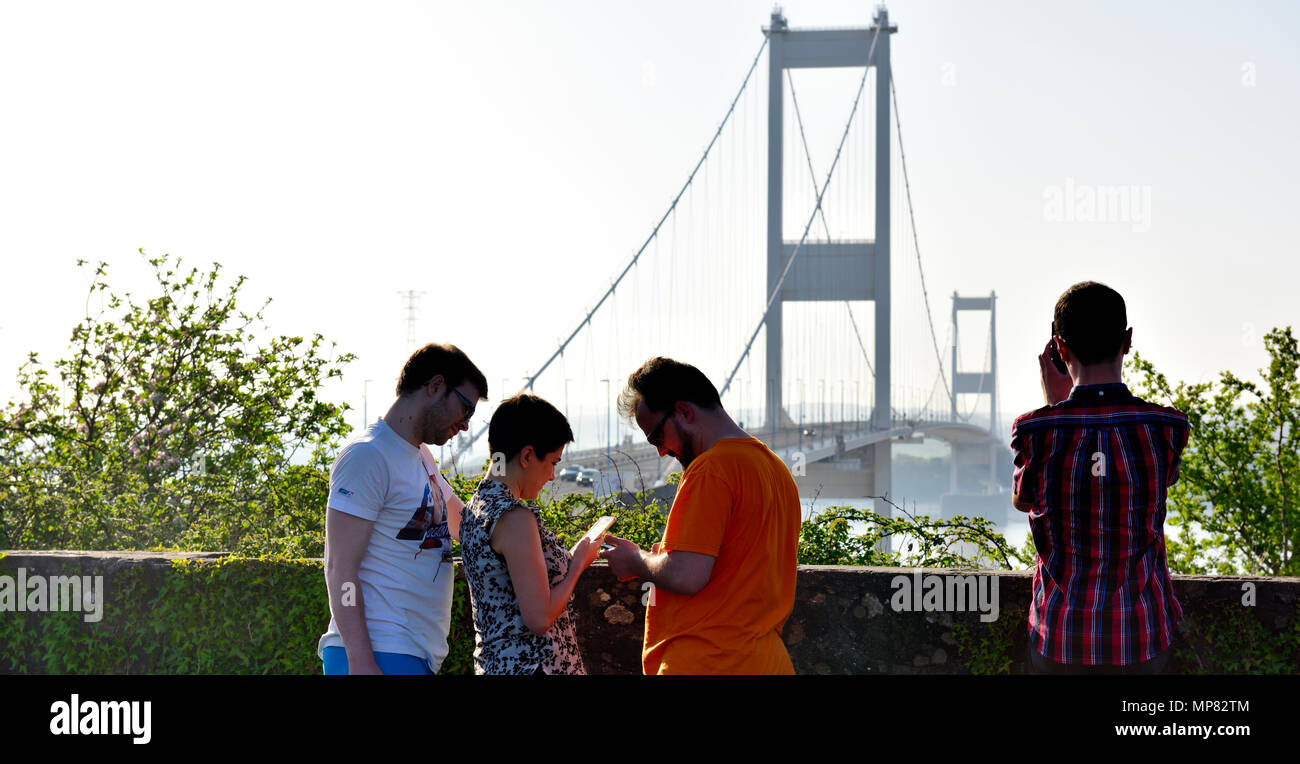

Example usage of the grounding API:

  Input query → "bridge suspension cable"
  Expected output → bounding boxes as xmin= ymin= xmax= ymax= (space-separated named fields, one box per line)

xmin=720 ymin=21 xmax=883 ymax=398
xmin=451 ymin=37 xmax=770 ymax=465
xmin=891 ymin=73 xmax=952 ymax=408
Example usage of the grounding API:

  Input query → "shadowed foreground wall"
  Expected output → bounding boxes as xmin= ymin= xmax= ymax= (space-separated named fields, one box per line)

xmin=1 ymin=551 xmax=1296 ymax=674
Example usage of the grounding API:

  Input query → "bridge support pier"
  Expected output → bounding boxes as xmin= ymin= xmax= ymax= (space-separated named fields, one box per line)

xmin=949 ymin=440 xmax=1006 ymax=495
xmin=872 ymin=440 xmax=891 ymax=513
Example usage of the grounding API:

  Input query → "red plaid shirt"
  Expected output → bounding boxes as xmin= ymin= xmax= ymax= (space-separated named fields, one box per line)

xmin=1010 ymin=382 xmax=1189 ymax=665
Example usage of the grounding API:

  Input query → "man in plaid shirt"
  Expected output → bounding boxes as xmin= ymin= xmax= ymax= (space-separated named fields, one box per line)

xmin=1011 ymin=282 xmax=1189 ymax=674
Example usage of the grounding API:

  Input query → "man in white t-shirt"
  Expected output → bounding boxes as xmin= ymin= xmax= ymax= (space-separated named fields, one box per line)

xmin=318 ymin=343 xmax=488 ymax=675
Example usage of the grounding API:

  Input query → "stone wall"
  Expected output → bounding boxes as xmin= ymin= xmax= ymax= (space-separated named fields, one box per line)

xmin=2 ymin=551 xmax=1296 ymax=673
xmin=571 ymin=564 xmax=1299 ymax=673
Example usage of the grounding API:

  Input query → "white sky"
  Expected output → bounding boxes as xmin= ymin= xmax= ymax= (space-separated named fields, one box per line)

xmin=2 ymin=0 xmax=1297 ymax=454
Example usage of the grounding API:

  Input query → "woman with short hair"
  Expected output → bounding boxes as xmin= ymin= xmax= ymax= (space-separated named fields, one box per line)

xmin=459 ymin=393 xmax=600 ymax=674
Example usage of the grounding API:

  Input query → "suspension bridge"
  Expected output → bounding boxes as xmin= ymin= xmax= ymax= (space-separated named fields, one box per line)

xmin=446 ymin=7 xmax=1005 ymax=514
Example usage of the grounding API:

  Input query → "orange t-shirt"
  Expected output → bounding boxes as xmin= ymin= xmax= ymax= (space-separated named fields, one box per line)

xmin=642 ymin=437 xmax=800 ymax=674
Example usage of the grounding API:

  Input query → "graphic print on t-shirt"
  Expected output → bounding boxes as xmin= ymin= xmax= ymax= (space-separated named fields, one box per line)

xmin=395 ymin=468 xmax=451 ymax=561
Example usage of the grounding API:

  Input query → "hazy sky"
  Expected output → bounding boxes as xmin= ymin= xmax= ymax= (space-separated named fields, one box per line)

xmin=2 ymin=1 xmax=1297 ymax=456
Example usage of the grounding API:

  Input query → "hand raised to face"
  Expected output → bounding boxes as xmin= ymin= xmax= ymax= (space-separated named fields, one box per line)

xmin=1038 ymin=339 xmax=1074 ymax=406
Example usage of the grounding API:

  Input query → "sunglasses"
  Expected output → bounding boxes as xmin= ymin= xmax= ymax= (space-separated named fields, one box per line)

xmin=451 ymin=387 xmax=476 ymax=421
xmin=647 ymin=408 xmax=674 ymax=448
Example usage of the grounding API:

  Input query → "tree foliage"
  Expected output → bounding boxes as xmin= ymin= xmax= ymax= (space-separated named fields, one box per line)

xmin=797 ymin=499 xmax=1024 ymax=570
xmin=1127 ymin=327 xmax=1298 ymax=576
xmin=0 ymin=253 xmax=354 ymax=556
xmin=0 ymin=253 xmax=1030 ymax=571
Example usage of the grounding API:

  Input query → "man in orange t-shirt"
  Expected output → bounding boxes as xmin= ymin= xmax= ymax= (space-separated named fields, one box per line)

xmin=601 ymin=357 xmax=800 ymax=674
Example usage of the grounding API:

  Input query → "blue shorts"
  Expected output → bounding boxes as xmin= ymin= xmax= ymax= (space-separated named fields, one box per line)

xmin=321 ymin=646 xmax=433 ymax=675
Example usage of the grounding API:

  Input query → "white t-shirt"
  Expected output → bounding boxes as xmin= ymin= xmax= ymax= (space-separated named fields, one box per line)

xmin=316 ymin=419 xmax=462 ymax=672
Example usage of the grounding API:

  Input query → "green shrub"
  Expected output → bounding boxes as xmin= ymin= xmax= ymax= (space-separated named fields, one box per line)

xmin=0 ymin=555 xmax=333 ymax=674
xmin=0 ymin=254 xmax=353 ymax=558
xmin=798 ymin=503 xmax=1022 ymax=569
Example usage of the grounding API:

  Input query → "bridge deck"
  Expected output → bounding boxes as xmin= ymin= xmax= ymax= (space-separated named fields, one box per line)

xmin=498 ymin=416 xmax=998 ymax=496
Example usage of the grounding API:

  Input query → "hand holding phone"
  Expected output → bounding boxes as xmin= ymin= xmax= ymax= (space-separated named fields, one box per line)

xmin=583 ymin=515 xmax=616 ymax=543
xmin=1048 ymin=324 xmax=1068 ymax=375
xmin=1040 ymin=330 xmax=1073 ymax=406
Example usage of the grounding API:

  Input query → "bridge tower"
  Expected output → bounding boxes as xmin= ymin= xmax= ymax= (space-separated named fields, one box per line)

xmin=949 ymin=290 xmax=1000 ymax=494
xmin=763 ymin=8 xmax=897 ymax=515
xmin=950 ymin=291 xmax=997 ymax=435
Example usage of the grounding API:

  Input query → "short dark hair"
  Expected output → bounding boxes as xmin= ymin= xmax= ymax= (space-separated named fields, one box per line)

xmin=396 ymin=343 xmax=488 ymax=399
xmin=488 ymin=394 xmax=574 ymax=463
xmin=617 ymin=357 xmax=722 ymax=418
xmin=1053 ymin=282 xmax=1128 ymax=365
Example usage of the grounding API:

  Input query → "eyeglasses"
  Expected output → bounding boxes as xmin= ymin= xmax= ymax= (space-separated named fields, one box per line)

xmin=647 ymin=408 xmax=674 ymax=448
xmin=451 ymin=387 xmax=476 ymax=421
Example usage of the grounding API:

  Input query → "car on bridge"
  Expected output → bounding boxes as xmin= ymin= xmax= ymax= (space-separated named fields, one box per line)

xmin=577 ymin=468 xmax=599 ymax=487
xmin=557 ymin=465 xmax=582 ymax=482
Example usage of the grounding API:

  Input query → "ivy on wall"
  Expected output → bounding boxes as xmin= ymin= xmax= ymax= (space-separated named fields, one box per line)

xmin=952 ymin=604 xmax=1298 ymax=675
xmin=0 ymin=555 xmax=476 ymax=676
xmin=2 ymin=555 xmax=1295 ymax=675
xmin=1175 ymin=603 xmax=1300 ymax=674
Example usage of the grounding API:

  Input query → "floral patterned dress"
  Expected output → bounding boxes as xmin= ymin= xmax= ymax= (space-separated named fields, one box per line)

xmin=459 ymin=478 xmax=586 ymax=675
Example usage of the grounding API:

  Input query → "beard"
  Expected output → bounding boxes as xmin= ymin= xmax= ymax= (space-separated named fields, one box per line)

xmin=421 ymin=402 xmax=450 ymax=446
xmin=670 ymin=438 xmax=697 ymax=470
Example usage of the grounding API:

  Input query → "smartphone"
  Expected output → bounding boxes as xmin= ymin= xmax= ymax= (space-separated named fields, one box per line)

xmin=583 ymin=515 xmax=616 ymax=543
xmin=1048 ymin=324 xmax=1068 ymax=375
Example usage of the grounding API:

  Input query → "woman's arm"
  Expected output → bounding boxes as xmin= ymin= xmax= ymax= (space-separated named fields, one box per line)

xmin=447 ymin=492 xmax=464 ymax=542
xmin=491 ymin=507 xmax=599 ymax=636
